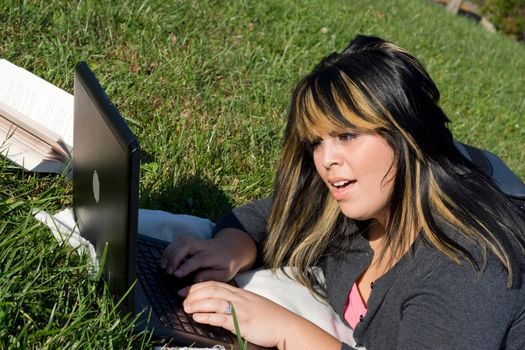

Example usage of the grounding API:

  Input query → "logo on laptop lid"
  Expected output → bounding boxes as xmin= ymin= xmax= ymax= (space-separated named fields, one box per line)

xmin=92 ymin=170 xmax=100 ymax=203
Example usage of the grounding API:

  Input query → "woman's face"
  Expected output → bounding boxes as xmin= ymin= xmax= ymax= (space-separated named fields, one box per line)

xmin=312 ymin=130 xmax=396 ymax=224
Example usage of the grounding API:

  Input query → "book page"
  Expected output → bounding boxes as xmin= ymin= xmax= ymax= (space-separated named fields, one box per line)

xmin=0 ymin=59 xmax=73 ymax=148
xmin=0 ymin=114 xmax=68 ymax=173
xmin=0 ymin=101 xmax=67 ymax=154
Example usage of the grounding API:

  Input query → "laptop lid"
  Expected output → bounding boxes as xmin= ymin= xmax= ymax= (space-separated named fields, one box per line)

xmin=73 ymin=61 xmax=140 ymax=310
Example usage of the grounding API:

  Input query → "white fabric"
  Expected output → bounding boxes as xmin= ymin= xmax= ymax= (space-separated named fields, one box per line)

xmin=33 ymin=208 xmax=98 ymax=267
xmin=34 ymin=208 xmax=355 ymax=347
xmin=137 ymin=209 xmax=215 ymax=241
xmin=235 ymin=267 xmax=355 ymax=345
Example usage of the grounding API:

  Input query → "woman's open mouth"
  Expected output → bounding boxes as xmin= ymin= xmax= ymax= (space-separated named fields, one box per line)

xmin=332 ymin=180 xmax=355 ymax=189
xmin=329 ymin=179 xmax=357 ymax=200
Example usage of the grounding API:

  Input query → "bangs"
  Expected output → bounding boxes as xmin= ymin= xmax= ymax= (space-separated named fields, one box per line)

xmin=293 ymin=69 xmax=386 ymax=143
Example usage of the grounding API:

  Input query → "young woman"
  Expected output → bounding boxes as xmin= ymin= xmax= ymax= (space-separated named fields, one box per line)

xmin=162 ymin=35 xmax=525 ymax=349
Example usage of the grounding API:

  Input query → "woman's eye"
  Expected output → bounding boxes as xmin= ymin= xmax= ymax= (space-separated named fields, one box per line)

xmin=308 ymin=138 xmax=322 ymax=149
xmin=338 ymin=133 xmax=357 ymax=142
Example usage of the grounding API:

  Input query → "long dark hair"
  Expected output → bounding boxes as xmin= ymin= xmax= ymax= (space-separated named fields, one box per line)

xmin=264 ymin=35 xmax=525 ymax=294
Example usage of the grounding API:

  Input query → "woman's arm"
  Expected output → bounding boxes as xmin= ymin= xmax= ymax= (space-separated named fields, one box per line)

xmin=212 ymin=197 xmax=273 ymax=244
xmin=394 ymin=257 xmax=522 ymax=350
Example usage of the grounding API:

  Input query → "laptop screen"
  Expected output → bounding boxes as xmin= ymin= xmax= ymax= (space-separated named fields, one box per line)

xmin=73 ymin=62 xmax=140 ymax=309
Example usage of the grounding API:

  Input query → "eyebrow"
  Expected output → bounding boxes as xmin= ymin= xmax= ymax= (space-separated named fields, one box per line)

xmin=327 ymin=129 xmax=359 ymax=137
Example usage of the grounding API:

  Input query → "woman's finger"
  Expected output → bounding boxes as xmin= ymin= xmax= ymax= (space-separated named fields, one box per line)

xmin=194 ymin=268 xmax=231 ymax=283
xmin=184 ymin=296 xmax=233 ymax=316
xmin=184 ymin=296 xmax=240 ymax=334
xmin=162 ymin=236 xmax=190 ymax=259
xmin=191 ymin=312 xmax=236 ymax=333
xmin=182 ymin=281 xmax=240 ymax=299
xmin=173 ymin=251 xmax=216 ymax=278
xmin=192 ymin=313 xmax=235 ymax=333
xmin=162 ymin=236 xmax=200 ymax=273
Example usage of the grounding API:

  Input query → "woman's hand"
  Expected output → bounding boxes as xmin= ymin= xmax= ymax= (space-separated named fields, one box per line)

xmin=180 ymin=281 xmax=296 ymax=348
xmin=179 ymin=281 xmax=342 ymax=349
xmin=160 ymin=228 xmax=257 ymax=282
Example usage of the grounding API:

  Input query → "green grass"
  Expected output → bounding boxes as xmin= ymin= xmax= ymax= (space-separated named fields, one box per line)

xmin=0 ymin=159 xmax=151 ymax=348
xmin=0 ymin=0 xmax=524 ymax=348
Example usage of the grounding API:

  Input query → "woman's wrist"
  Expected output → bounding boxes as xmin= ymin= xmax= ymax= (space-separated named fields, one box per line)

xmin=214 ymin=228 xmax=257 ymax=273
xmin=276 ymin=312 xmax=342 ymax=350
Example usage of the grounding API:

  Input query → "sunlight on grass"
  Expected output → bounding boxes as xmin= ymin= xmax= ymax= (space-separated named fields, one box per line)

xmin=0 ymin=0 xmax=523 ymax=347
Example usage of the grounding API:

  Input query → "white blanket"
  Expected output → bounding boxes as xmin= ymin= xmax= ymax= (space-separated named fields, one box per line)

xmin=34 ymin=208 xmax=355 ymax=348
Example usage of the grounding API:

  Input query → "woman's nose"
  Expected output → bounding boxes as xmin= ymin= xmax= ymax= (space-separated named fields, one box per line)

xmin=320 ymin=139 xmax=342 ymax=169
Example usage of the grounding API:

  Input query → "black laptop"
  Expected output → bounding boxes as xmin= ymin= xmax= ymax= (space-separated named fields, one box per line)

xmin=72 ymin=61 xmax=265 ymax=349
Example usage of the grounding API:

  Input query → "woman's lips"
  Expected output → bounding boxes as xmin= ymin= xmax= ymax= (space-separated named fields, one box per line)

xmin=329 ymin=179 xmax=357 ymax=201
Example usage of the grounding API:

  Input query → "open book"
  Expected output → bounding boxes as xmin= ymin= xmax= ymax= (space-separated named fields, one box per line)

xmin=0 ymin=59 xmax=73 ymax=174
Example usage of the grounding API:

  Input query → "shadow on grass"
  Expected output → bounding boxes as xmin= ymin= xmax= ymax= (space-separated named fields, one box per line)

xmin=140 ymin=174 xmax=234 ymax=222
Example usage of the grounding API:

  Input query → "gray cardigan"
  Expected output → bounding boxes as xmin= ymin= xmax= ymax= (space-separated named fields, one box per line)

xmin=213 ymin=198 xmax=525 ymax=350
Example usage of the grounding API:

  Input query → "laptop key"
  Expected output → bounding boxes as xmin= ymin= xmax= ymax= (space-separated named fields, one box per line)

xmin=159 ymin=316 xmax=170 ymax=326
xmin=181 ymin=322 xmax=194 ymax=334
xmin=166 ymin=314 xmax=184 ymax=331
xmin=193 ymin=324 xmax=207 ymax=337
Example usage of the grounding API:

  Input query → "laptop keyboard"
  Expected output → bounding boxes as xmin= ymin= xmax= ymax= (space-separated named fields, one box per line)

xmin=136 ymin=235 xmax=234 ymax=344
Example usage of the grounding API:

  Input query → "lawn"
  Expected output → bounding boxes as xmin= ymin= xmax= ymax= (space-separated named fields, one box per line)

xmin=0 ymin=0 xmax=524 ymax=348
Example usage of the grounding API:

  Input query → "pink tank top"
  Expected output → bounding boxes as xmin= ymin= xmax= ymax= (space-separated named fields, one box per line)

xmin=344 ymin=282 xmax=367 ymax=329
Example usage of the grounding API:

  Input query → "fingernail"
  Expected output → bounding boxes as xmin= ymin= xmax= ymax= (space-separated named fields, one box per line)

xmin=174 ymin=269 xmax=182 ymax=277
